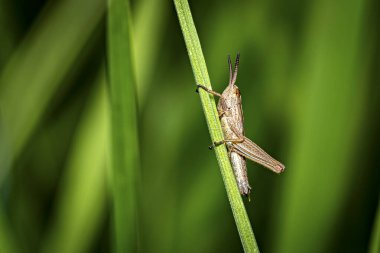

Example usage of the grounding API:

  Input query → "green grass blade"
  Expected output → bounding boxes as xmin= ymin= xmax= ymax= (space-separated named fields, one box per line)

xmin=0 ymin=0 xmax=18 ymax=67
xmin=107 ymin=0 xmax=140 ymax=252
xmin=173 ymin=0 xmax=259 ymax=252
xmin=0 ymin=0 xmax=104 ymax=164
xmin=0 ymin=207 xmax=19 ymax=253
xmin=134 ymin=0 xmax=169 ymax=106
xmin=273 ymin=0 xmax=367 ymax=252
xmin=41 ymin=71 xmax=108 ymax=253
xmin=369 ymin=199 xmax=380 ymax=253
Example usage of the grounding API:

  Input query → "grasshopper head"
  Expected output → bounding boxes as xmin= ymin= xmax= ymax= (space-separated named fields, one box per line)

xmin=221 ymin=83 xmax=241 ymax=110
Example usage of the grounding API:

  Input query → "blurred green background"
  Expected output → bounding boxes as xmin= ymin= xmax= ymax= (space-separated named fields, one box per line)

xmin=0 ymin=0 xmax=379 ymax=252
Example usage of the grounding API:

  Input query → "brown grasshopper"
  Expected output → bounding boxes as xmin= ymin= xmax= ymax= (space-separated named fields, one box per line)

xmin=196 ymin=53 xmax=285 ymax=196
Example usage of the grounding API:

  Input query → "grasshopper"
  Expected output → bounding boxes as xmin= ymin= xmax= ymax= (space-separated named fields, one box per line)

xmin=196 ymin=53 xmax=285 ymax=196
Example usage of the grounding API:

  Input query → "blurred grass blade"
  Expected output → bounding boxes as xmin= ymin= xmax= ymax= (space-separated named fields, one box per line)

xmin=134 ymin=0 xmax=169 ymax=106
xmin=41 ymin=70 xmax=108 ymax=253
xmin=0 ymin=0 xmax=104 ymax=165
xmin=369 ymin=198 xmax=380 ymax=253
xmin=0 ymin=207 xmax=19 ymax=253
xmin=0 ymin=117 xmax=17 ymax=253
xmin=0 ymin=0 xmax=18 ymax=67
xmin=273 ymin=0 xmax=367 ymax=252
xmin=107 ymin=0 xmax=140 ymax=252
xmin=173 ymin=0 xmax=258 ymax=252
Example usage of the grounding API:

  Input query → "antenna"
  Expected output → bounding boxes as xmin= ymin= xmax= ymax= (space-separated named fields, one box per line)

xmin=228 ymin=55 xmax=232 ymax=85
xmin=231 ymin=53 xmax=240 ymax=85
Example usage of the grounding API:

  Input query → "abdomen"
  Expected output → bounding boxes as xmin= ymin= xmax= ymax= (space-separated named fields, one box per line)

xmin=230 ymin=152 xmax=251 ymax=196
